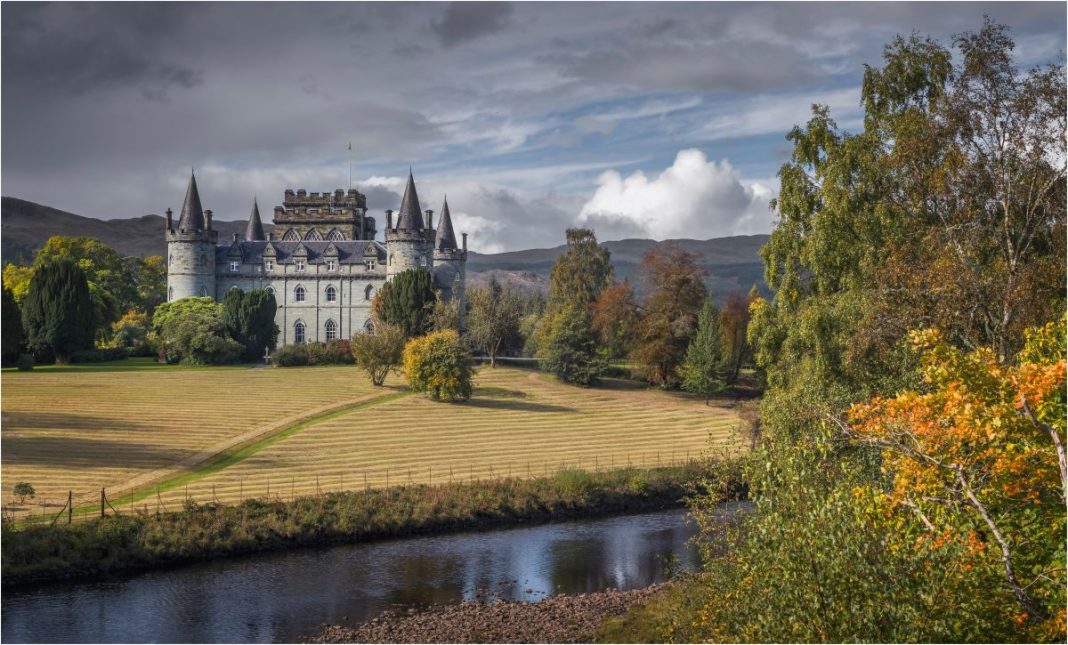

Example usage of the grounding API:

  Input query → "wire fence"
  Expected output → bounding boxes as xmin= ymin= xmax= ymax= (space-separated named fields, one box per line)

xmin=3 ymin=445 xmax=737 ymax=527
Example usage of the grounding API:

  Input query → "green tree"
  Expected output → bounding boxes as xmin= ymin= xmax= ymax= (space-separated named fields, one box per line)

xmin=680 ymin=297 xmax=726 ymax=401
xmin=110 ymin=309 xmax=153 ymax=355
xmin=374 ymin=268 xmax=437 ymax=338
xmin=402 ymin=330 xmax=473 ymax=402
xmin=21 ymin=259 xmax=96 ymax=363
xmin=630 ymin=244 xmax=708 ymax=388
xmin=2 ymin=264 xmax=33 ymax=303
xmin=133 ymin=255 xmax=167 ymax=314
xmin=34 ymin=236 xmax=139 ymax=330
xmin=222 ymin=288 xmax=279 ymax=361
xmin=467 ymin=277 xmax=521 ymax=367
xmin=429 ymin=293 xmax=462 ymax=332
xmin=350 ymin=317 xmax=406 ymax=386
xmin=152 ymin=297 xmax=242 ymax=365
xmin=12 ymin=482 xmax=35 ymax=506
xmin=2 ymin=287 xmax=25 ymax=365
xmin=534 ymin=229 xmax=614 ymax=357
xmin=542 ymin=303 xmax=607 ymax=387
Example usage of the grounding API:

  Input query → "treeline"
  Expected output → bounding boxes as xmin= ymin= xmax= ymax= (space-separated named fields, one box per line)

xmin=2 ymin=237 xmax=165 ymax=365
xmin=604 ymin=20 xmax=1066 ymax=643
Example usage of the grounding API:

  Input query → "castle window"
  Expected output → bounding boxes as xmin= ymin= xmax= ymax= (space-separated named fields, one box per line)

xmin=294 ymin=321 xmax=306 ymax=344
xmin=264 ymin=260 xmax=274 ymax=271
xmin=294 ymin=285 xmax=306 ymax=302
xmin=325 ymin=319 xmax=338 ymax=341
xmin=282 ymin=229 xmax=300 ymax=241
xmin=295 ymin=260 xmax=305 ymax=272
xmin=304 ymin=229 xmax=323 ymax=241
xmin=200 ymin=286 xmax=209 ymax=297
xmin=229 ymin=260 xmax=240 ymax=272
xmin=325 ymin=286 xmax=337 ymax=303
xmin=365 ymin=260 xmax=376 ymax=271
xmin=326 ymin=260 xmax=337 ymax=272
xmin=364 ymin=285 xmax=375 ymax=301
xmin=364 ymin=318 xmax=375 ymax=333
xmin=265 ymin=286 xmax=274 ymax=296
xmin=326 ymin=229 xmax=344 ymax=241
xmin=168 ymin=287 xmax=174 ymax=301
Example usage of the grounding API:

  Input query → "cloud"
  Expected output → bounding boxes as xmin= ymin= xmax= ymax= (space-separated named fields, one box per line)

xmin=578 ymin=149 xmax=776 ymax=240
xmin=431 ymin=2 xmax=514 ymax=47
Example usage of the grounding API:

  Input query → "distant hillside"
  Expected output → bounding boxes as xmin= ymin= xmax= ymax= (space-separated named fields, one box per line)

xmin=1 ymin=196 xmax=768 ymax=299
xmin=0 ymin=197 xmax=265 ymax=263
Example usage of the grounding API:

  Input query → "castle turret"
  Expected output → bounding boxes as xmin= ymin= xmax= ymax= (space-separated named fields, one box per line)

xmin=432 ymin=196 xmax=468 ymax=329
xmin=165 ymin=172 xmax=218 ymax=301
xmin=385 ymin=169 xmax=433 ymax=279
xmin=244 ymin=198 xmax=266 ymax=241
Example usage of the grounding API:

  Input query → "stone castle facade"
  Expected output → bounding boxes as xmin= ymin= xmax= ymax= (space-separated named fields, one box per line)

xmin=165 ymin=170 xmax=467 ymax=346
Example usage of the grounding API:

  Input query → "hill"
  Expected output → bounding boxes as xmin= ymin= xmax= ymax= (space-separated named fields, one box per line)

xmin=1 ymin=196 xmax=768 ymax=298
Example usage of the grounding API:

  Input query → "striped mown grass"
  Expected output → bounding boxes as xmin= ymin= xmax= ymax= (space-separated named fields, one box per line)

xmin=1 ymin=363 xmax=401 ymax=516
xmin=158 ymin=366 xmax=744 ymax=509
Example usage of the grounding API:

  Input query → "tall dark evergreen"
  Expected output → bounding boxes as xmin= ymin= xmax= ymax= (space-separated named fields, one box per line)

xmin=374 ymin=268 xmax=437 ymax=338
xmin=2 ymin=287 xmax=25 ymax=365
xmin=680 ymin=296 xmax=726 ymax=401
xmin=21 ymin=258 xmax=96 ymax=363
xmin=222 ymin=288 xmax=279 ymax=361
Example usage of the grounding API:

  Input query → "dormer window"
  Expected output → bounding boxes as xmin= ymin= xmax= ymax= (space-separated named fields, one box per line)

xmin=365 ymin=260 xmax=376 ymax=271
xmin=326 ymin=260 xmax=337 ymax=272
xmin=229 ymin=260 xmax=240 ymax=272
xmin=264 ymin=260 xmax=274 ymax=271
xmin=295 ymin=259 xmax=305 ymax=272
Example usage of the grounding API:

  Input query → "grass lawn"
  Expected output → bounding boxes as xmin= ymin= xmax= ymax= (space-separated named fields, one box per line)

xmin=1 ymin=360 xmax=745 ymax=518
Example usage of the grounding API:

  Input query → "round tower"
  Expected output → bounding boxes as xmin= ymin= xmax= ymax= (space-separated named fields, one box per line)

xmin=385 ymin=169 xmax=433 ymax=279
xmin=165 ymin=172 xmax=218 ymax=301
xmin=432 ymin=196 xmax=467 ymax=326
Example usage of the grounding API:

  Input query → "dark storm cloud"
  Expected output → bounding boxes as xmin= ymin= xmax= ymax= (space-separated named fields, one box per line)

xmin=0 ymin=2 xmax=1063 ymax=250
xmin=431 ymin=2 xmax=514 ymax=47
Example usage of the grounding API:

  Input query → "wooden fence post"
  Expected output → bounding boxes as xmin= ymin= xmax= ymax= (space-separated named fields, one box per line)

xmin=68 ymin=490 xmax=72 ymax=525
xmin=101 ymin=488 xmax=105 ymax=518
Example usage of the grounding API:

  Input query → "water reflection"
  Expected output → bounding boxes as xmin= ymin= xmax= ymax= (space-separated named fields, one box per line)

xmin=2 ymin=506 xmax=737 ymax=643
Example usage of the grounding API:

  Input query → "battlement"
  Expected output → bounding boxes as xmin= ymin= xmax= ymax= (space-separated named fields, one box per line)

xmin=282 ymin=188 xmax=367 ymax=210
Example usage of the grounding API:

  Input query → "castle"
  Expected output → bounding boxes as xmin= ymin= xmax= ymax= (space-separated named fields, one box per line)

xmin=165 ymin=170 xmax=467 ymax=346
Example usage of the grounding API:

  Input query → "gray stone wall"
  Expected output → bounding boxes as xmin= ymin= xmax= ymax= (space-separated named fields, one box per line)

xmin=167 ymin=238 xmax=216 ymax=300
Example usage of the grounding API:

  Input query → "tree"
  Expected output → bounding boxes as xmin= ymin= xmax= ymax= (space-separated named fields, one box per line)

xmin=846 ymin=322 xmax=1066 ymax=632
xmin=591 ymin=281 xmax=639 ymax=359
xmin=110 ymin=309 xmax=152 ymax=355
xmin=542 ymin=303 xmax=606 ymax=387
xmin=534 ymin=229 xmax=614 ymax=356
xmin=222 ymin=288 xmax=279 ymax=361
xmin=630 ymin=244 xmax=708 ymax=388
xmin=152 ymin=297 xmax=242 ymax=365
xmin=133 ymin=255 xmax=167 ymax=314
xmin=680 ymin=297 xmax=726 ymax=401
xmin=467 ymin=277 xmax=521 ymax=367
xmin=719 ymin=288 xmax=759 ymax=384
xmin=2 ymin=264 xmax=34 ymax=303
xmin=374 ymin=268 xmax=437 ymax=338
xmin=12 ymin=482 xmax=35 ymax=506
xmin=21 ymin=259 xmax=96 ymax=363
xmin=429 ymin=293 xmax=462 ymax=333
xmin=2 ymin=287 xmax=25 ymax=365
xmin=351 ymin=317 xmax=406 ymax=386
xmin=34 ymin=236 xmax=140 ymax=330
xmin=402 ymin=330 xmax=473 ymax=402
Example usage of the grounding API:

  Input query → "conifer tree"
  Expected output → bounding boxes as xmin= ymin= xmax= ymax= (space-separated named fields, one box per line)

xmin=374 ymin=268 xmax=437 ymax=338
xmin=681 ymin=296 xmax=726 ymax=401
xmin=1 ymin=287 xmax=25 ymax=365
xmin=21 ymin=258 xmax=96 ymax=363
xmin=542 ymin=303 xmax=607 ymax=386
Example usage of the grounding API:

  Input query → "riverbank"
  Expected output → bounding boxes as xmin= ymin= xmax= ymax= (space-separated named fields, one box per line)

xmin=307 ymin=585 xmax=670 ymax=644
xmin=2 ymin=463 xmax=738 ymax=588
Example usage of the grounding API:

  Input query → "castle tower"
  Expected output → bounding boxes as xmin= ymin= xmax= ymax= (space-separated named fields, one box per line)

xmin=244 ymin=198 xmax=266 ymax=241
xmin=385 ymin=169 xmax=433 ymax=279
xmin=165 ymin=172 xmax=218 ymax=301
xmin=432 ymin=196 xmax=467 ymax=319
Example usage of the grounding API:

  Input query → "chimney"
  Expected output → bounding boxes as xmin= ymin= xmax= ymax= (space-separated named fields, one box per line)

xmin=462 ymin=232 xmax=467 ymax=253
xmin=426 ymin=209 xmax=434 ymax=230
xmin=386 ymin=209 xmax=393 ymax=230
xmin=165 ymin=208 xmax=173 ymax=232
xmin=205 ymin=209 xmax=213 ymax=231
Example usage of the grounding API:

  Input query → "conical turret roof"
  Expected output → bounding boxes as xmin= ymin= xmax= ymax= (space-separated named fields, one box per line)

xmin=244 ymin=198 xmax=266 ymax=241
xmin=395 ymin=169 xmax=424 ymax=231
xmin=435 ymin=196 xmax=458 ymax=251
xmin=177 ymin=171 xmax=205 ymax=231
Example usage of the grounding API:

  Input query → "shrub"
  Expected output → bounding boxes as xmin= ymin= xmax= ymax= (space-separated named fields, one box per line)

xmin=110 ymin=310 xmax=153 ymax=356
xmin=70 ymin=347 xmax=129 ymax=363
xmin=273 ymin=344 xmax=309 ymax=367
xmin=152 ymin=297 xmax=242 ymax=365
xmin=402 ymin=330 xmax=473 ymax=401
xmin=12 ymin=482 xmax=35 ymax=505
xmin=15 ymin=354 xmax=34 ymax=371
xmin=273 ymin=341 xmax=355 ymax=367
xmin=351 ymin=319 xmax=405 ymax=385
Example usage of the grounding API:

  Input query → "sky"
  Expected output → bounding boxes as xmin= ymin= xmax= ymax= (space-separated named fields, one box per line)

xmin=2 ymin=2 xmax=1064 ymax=253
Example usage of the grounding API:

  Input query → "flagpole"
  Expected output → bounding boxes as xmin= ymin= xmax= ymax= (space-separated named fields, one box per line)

xmin=348 ymin=141 xmax=352 ymax=190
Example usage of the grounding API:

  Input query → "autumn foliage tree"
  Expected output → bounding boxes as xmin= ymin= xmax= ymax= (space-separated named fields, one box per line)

xmin=591 ymin=281 xmax=639 ymax=359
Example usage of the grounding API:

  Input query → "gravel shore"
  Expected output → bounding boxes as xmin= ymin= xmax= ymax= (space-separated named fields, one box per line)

xmin=306 ymin=585 xmax=666 ymax=643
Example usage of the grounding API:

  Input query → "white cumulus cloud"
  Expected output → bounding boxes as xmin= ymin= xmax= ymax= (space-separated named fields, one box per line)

xmin=578 ymin=149 xmax=776 ymax=240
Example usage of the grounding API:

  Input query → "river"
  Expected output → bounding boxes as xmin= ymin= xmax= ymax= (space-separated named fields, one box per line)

xmin=1 ymin=506 xmax=734 ymax=643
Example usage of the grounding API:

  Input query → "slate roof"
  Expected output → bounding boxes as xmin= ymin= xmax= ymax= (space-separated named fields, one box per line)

xmin=177 ymin=172 xmax=206 ymax=231
xmin=434 ymin=196 xmax=457 ymax=251
xmin=395 ymin=169 xmax=424 ymax=231
xmin=244 ymin=199 xmax=266 ymax=241
xmin=216 ymin=240 xmax=385 ymax=264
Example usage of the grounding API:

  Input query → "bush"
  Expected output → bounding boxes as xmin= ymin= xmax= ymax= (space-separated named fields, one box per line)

xmin=15 ymin=354 xmax=34 ymax=371
xmin=402 ymin=330 xmax=473 ymax=401
xmin=351 ymin=320 xmax=405 ymax=385
xmin=152 ymin=297 xmax=242 ymax=365
xmin=273 ymin=341 xmax=355 ymax=367
xmin=110 ymin=310 xmax=153 ymax=356
xmin=273 ymin=344 xmax=309 ymax=367
xmin=70 ymin=347 xmax=129 ymax=363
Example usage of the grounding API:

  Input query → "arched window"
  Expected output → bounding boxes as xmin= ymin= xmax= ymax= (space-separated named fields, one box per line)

xmin=294 ymin=320 xmax=306 ymax=344
xmin=294 ymin=285 xmax=306 ymax=302
xmin=282 ymin=229 xmax=300 ymax=241
xmin=325 ymin=319 xmax=338 ymax=341
xmin=264 ymin=286 xmax=274 ymax=297
xmin=304 ymin=228 xmax=323 ymax=241
xmin=325 ymin=286 xmax=337 ymax=303
xmin=326 ymin=228 xmax=344 ymax=241
xmin=364 ymin=318 xmax=375 ymax=333
xmin=364 ymin=285 xmax=375 ymax=300
xmin=168 ymin=286 xmax=174 ymax=301
xmin=200 ymin=286 xmax=209 ymax=297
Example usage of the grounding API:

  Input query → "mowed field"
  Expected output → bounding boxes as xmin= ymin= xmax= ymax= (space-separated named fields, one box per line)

xmin=1 ymin=362 xmax=744 ymax=516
